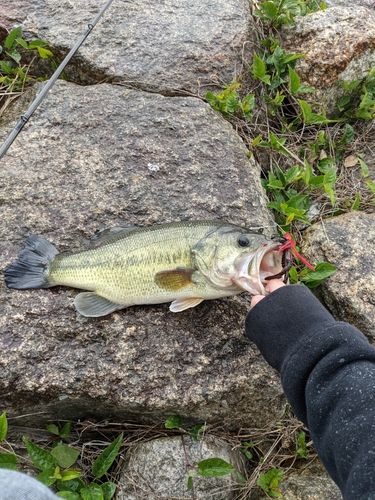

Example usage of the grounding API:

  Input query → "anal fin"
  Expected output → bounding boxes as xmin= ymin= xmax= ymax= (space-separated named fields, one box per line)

xmin=169 ymin=297 xmax=204 ymax=312
xmin=74 ymin=292 xmax=127 ymax=317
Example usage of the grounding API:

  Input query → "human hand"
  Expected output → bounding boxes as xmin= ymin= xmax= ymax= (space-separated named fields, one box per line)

xmin=250 ymin=279 xmax=286 ymax=309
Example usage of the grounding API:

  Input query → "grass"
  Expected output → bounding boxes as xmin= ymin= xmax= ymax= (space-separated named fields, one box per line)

xmin=2 ymin=410 xmax=316 ymax=500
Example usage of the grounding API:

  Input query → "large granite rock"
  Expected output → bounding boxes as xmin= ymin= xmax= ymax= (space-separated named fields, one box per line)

xmin=301 ymin=212 xmax=375 ymax=341
xmin=278 ymin=466 xmax=342 ymax=500
xmin=281 ymin=6 xmax=375 ymax=114
xmin=1 ymin=0 xmax=255 ymax=95
xmin=0 ymin=80 xmax=284 ymax=429
xmin=117 ymin=435 xmax=246 ymax=500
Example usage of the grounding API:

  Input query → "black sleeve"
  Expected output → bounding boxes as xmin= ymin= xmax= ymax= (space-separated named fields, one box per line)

xmin=245 ymin=285 xmax=375 ymax=499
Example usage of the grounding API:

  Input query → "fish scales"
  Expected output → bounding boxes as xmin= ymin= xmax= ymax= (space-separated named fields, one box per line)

xmin=48 ymin=222 xmax=217 ymax=305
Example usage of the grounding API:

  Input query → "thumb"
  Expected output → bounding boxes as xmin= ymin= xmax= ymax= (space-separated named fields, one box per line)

xmin=250 ymin=294 xmax=265 ymax=310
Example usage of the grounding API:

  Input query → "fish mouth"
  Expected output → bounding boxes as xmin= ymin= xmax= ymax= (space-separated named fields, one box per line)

xmin=233 ymin=241 xmax=292 ymax=296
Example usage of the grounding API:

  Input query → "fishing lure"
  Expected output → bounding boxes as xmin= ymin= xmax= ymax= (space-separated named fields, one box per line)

xmin=278 ymin=233 xmax=315 ymax=271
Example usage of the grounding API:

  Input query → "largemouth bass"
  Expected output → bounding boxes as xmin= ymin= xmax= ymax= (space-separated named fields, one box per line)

xmin=4 ymin=221 xmax=291 ymax=317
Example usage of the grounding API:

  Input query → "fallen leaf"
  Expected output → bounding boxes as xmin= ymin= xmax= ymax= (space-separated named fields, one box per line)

xmin=344 ymin=155 xmax=358 ymax=167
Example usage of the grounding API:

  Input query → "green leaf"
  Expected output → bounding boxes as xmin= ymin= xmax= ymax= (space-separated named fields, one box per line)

xmin=28 ymin=39 xmax=49 ymax=48
xmin=164 ymin=416 xmax=183 ymax=429
xmin=36 ymin=46 xmax=54 ymax=59
xmin=298 ymin=99 xmax=337 ymax=124
xmin=60 ymin=422 xmax=73 ymax=439
xmin=187 ymin=475 xmax=194 ymax=491
xmin=289 ymin=266 xmax=299 ymax=283
xmin=57 ymin=477 xmax=86 ymax=493
xmin=0 ymin=412 xmax=8 ymax=441
xmin=0 ymin=61 xmax=12 ymax=74
xmin=60 ymin=470 xmax=82 ymax=481
xmin=336 ymin=95 xmax=351 ymax=112
xmin=237 ymin=471 xmax=246 ymax=483
xmin=51 ymin=445 xmax=80 ymax=469
xmin=268 ymin=179 xmax=284 ymax=190
xmin=101 ymin=482 xmax=117 ymax=500
xmin=298 ymin=99 xmax=312 ymax=121
xmin=339 ymin=124 xmax=354 ymax=145
xmin=302 ymin=262 xmax=336 ymax=283
xmin=366 ymin=179 xmax=375 ymax=196
xmin=189 ymin=425 xmax=206 ymax=441
xmin=296 ymin=431 xmax=308 ymax=458
xmin=284 ymin=166 xmax=301 ymax=184
xmin=6 ymin=50 xmax=22 ymax=64
xmin=46 ymin=424 xmax=60 ymax=436
xmin=23 ymin=437 xmax=56 ymax=471
xmin=15 ymin=38 xmax=29 ymax=49
xmin=37 ymin=468 xmax=57 ymax=486
xmin=197 ymin=458 xmax=235 ymax=477
xmin=5 ymin=26 xmax=22 ymax=50
xmin=351 ymin=192 xmax=361 ymax=210
xmin=358 ymin=158 xmax=369 ymax=177
xmin=308 ymin=175 xmax=324 ymax=189
xmin=81 ymin=484 xmax=104 ymax=500
xmin=302 ymin=160 xmax=312 ymax=186
xmin=285 ymin=194 xmax=309 ymax=210
xmin=257 ymin=468 xmax=283 ymax=498
xmin=288 ymin=66 xmax=300 ymax=94
xmin=260 ymin=1 xmax=279 ymax=19
xmin=318 ymin=157 xmax=335 ymax=174
xmin=324 ymin=184 xmax=336 ymax=206
xmin=91 ymin=434 xmax=123 ymax=479
xmin=251 ymin=54 xmax=269 ymax=84
xmin=0 ymin=453 xmax=17 ymax=470
xmin=267 ymin=201 xmax=282 ymax=211
xmin=56 ymin=492 xmax=82 ymax=500
xmin=323 ymin=166 xmax=337 ymax=187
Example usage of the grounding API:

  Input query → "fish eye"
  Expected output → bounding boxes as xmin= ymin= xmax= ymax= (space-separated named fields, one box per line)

xmin=237 ymin=235 xmax=250 ymax=247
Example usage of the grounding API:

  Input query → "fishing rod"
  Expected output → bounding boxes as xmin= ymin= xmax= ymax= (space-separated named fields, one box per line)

xmin=0 ymin=0 xmax=116 ymax=160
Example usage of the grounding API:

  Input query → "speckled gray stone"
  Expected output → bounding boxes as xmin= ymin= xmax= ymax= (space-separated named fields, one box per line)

xmin=1 ymin=0 xmax=255 ymax=95
xmin=117 ymin=435 xmax=246 ymax=500
xmin=301 ymin=212 xmax=375 ymax=341
xmin=281 ymin=6 xmax=375 ymax=114
xmin=0 ymin=80 xmax=284 ymax=429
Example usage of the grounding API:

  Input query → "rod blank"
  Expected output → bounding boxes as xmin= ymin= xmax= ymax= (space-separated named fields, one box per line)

xmin=0 ymin=0 xmax=116 ymax=160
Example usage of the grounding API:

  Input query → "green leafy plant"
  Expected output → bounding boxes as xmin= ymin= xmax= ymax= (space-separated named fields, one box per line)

xmin=250 ymin=38 xmax=306 ymax=92
xmin=23 ymin=424 xmax=123 ymax=500
xmin=296 ymin=431 xmax=308 ymax=459
xmin=0 ymin=26 xmax=54 ymax=94
xmin=338 ymin=67 xmax=375 ymax=120
xmin=253 ymin=0 xmax=324 ymax=27
xmin=205 ymin=81 xmax=255 ymax=120
xmin=0 ymin=412 xmax=18 ymax=470
xmin=257 ymin=468 xmax=283 ymax=498
xmin=298 ymin=99 xmax=343 ymax=125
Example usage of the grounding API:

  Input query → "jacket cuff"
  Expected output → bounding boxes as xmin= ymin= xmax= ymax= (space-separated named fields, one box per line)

xmin=245 ymin=285 xmax=335 ymax=372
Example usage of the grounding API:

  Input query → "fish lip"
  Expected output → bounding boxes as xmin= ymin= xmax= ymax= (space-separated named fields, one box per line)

xmin=233 ymin=242 xmax=291 ymax=295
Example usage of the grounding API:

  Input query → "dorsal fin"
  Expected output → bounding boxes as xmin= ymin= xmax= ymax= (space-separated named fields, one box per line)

xmin=89 ymin=226 xmax=138 ymax=248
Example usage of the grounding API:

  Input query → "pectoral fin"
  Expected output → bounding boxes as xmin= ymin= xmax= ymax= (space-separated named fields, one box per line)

xmin=169 ymin=297 xmax=204 ymax=312
xmin=74 ymin=292 xmax=127 ymax=317
xmin=155 ymin=268 xmax=196 ymax=291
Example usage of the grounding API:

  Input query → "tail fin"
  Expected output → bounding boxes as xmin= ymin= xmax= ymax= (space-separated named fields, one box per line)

xmin=4 ymin=235 xmax=59 ymax=289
